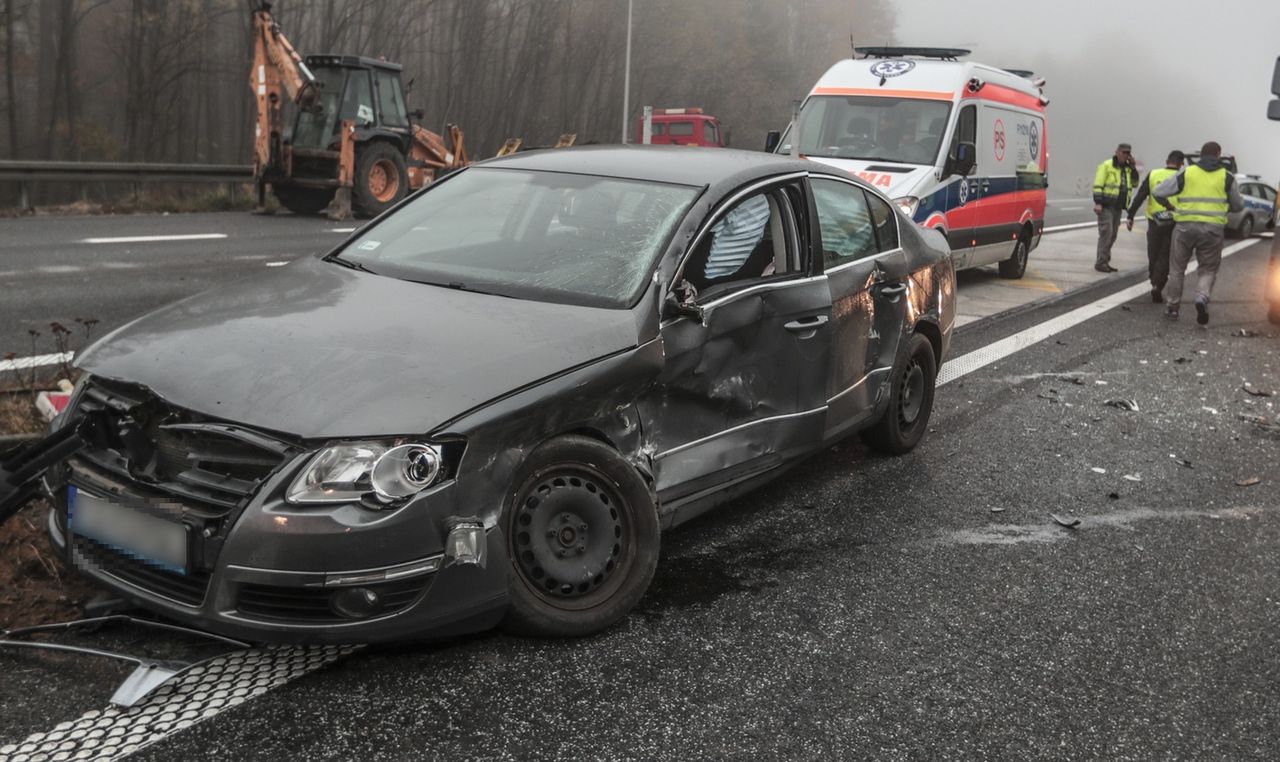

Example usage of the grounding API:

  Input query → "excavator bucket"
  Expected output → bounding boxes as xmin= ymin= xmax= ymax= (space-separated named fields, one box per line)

xmin=495 ymin=138 xmax=523 ymax=157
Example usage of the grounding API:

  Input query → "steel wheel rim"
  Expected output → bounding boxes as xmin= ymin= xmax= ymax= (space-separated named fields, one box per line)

xmin=509 ymin=463 xmax=634 ymax=611
xmin=898 ymin=359 xmax=926 ymax=426
xmin=369 ymin=159 xmax=399 ymax=202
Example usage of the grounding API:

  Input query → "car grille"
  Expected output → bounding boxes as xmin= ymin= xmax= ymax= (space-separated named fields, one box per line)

xmin=71 ymin=379 xmax=295 ymax=519
xmin=74 ymin=536 xmax=211 ymax=608
xmin=235 ymin=577 xmax=430 ymax=623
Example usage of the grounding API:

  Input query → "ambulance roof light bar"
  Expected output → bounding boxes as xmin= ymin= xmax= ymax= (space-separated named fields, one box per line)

xmin=853 ymin=46 xmax=971 ymax=61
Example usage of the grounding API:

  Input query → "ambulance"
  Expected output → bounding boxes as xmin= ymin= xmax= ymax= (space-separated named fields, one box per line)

xmin=774 ymin=47 xmax=1049 ymax=278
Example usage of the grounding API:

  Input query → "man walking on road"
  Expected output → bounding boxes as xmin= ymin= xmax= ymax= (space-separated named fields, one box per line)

xmin=1093 ymin=143 xmax=1140 ymax=273
xmin=1127 ymin=150 xmax=1185 ymax=302
xmin=1156 ymin=141 xmax=1243 ymax=325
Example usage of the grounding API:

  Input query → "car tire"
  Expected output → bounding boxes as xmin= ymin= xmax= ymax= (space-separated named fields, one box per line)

xmin=1239 ymin=215 xmax=1254 ymax=239
xmin=997 ymin=231 xmax=1029 ymax=279
xmin=272 ymin=184 xmax=335 ymax=215
xmin=352 ymin=142 xmax=408 ymax=218
xmin=500 ymin=435 xmax=659 ymax=638
xmin=861 ymin=333 xmax=938 ymax=455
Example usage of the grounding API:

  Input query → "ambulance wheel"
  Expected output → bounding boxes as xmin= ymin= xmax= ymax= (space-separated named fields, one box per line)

xmin=998 ymin=231 xmax=1030 ymax=279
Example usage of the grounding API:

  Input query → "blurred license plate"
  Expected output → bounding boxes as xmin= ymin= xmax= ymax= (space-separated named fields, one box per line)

xmin=68 ymin=485 xmax=188 ymax=574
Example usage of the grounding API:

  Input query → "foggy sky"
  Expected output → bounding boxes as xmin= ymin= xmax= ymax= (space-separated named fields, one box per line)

xmin=894 ymin=0 xmax=1280 ymax=196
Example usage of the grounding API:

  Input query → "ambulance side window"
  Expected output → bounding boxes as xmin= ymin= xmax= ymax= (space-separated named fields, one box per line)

xmin=949 ymin=104 xmax=976 ymax=159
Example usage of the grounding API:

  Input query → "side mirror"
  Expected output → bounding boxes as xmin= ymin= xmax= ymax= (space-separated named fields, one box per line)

xmin=663 ymin=285 xmax=704 ymax=323
xmin=764 ymin=130 xmax=781 ymax=153
xmin=1269 ymin=100 xmax=1280 ymax=122
xmin=949 ymin=141 xmax=977 ymax=177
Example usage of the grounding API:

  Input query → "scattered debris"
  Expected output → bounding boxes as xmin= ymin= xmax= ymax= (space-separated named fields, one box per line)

xmin=1169 ymin=454 xmax=1193 ymax=469
xmin=1037 ymin=389 xmax=1060 ymax=401
xmin=1173 ymin=357 xmax=1192 ymax=364
xmin=990 ymin=506 xmax=1007 ymax=513
xmin=1236 ymin=476 xmax=1262 ymax=487
xmin=1196 ymin=350 xmax=1208 ymax=355
xmin=1051 ymin=514 xmax=1081 ymax=529
xmin=1134 ymin=544 xmax=1145 ymax=551
xmin=1123 ymin=474 xmax=1143 ymax=482
xmin=1242 ymin=383 xmax=1273 ymax=398
xmin=1104 ymin=399 xmax=1140 ymax=412
xmin=1094 ymin=379 xmax=1109 ymax=386
xmin=1108 ymin=492 xmax=1120 ymax=500
xmin=1240 ymin=413 xmax=1280 ymax=438
xmin=1091 ymin=467 xmax=1107 ymax=474
xmin=1201 ymin=406 xmax=1219 ymax=415
xmin=1121 ymin=305 xmax=1132 ymax=312
xmin=1235 ymin=328 xmax=1261 ymax=337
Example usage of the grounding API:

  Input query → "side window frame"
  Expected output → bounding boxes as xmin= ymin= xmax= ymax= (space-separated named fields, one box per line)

xmin=809 ymin=175 xmax=880 ymax=268
xmin=673 ymin=175 xmax=811 ymax=303
xmin=947 ymin=103 xmax=977 ymax=161
xmin=862 ymin=188 xmax=901 ymax=253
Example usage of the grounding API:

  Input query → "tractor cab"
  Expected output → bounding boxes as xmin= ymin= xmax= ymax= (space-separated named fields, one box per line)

xmin=290 ymin=55 xmax=411 ymax=150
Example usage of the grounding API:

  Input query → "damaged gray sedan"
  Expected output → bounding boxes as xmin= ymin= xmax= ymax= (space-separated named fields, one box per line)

xmin=0 ymin=146 xmax=955 ymax=641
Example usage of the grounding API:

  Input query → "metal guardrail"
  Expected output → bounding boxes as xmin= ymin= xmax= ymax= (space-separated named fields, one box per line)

xmin=0 ymin=160 xmax=254 ymax=209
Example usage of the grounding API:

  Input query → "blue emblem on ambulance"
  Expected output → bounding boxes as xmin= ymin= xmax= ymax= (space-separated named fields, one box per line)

xmin=869 ymin=60 xmax=915 ymax=78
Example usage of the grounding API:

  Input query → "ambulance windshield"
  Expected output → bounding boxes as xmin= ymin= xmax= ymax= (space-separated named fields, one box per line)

xmin=783 ymin=96 xmax=952 ymax=166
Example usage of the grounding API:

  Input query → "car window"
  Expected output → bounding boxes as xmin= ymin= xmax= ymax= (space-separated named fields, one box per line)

xmin=704 ymin=121 xmax=720 ymax=145
xmin=864 ymin=190 xmax=899 ymax=251
xmin=811 ymin=178 xmax=877 ymax=266
xmin=947 ymin=104 xmax=976 ymax=162
xmin=373 ymin=69 xmax=409 ymax=128
xmin=669 ymin=122 xmax=695 ymax=137
xmin=335 ymin=167 xmax=700 ymax=309
xmin=682 ymin=188 xmax=798 ymax=293
xmin=1262 ymin=185 xmax=1278 ymax=203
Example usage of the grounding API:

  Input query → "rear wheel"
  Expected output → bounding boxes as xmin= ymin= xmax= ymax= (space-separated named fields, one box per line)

xmin=352 ymin=142 xmax=408 ymax=218
xmin=1239 ymin=215 xmax=1254 ymax=239
xmin=998 ymin=229 xmax=1030 ymax=279
xmin=861 ymin=333 xmax=938 ymax=455
xmin=501 ymin=435 xmax=659 ymax=638
xmin=272 ymin=184 xmax=335 ymax=215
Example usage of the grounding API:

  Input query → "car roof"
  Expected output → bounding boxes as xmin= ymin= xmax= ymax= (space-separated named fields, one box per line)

xmin=479 ymin=145 xmax=841 ymax=190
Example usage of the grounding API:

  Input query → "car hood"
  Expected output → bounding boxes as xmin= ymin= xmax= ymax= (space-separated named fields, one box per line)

xmin=77 ymin=257 xmax=642 ymax=439
xmin=807 ymin=157 xmax=934 ymax=200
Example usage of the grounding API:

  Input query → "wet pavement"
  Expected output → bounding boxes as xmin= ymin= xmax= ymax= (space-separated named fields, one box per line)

xmin=2 ymin=238 xmax=1276 ymax=759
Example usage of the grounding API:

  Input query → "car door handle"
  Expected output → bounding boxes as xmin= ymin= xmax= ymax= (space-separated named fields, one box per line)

xmin=783 ymin=315 xmax=829 ymax=335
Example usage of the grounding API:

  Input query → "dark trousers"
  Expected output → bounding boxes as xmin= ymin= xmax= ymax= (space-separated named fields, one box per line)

xmin=1146 ymin=221 xmax=1174 ymax=291
xmin=1095 ymin=206 xmax=1122 ymax=267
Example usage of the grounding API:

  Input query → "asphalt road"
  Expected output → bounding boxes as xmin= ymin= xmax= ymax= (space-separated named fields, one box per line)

xmin=1 ymin=237 xmax=1275 ymax=760
xmin=0 ymin=201 xmax=1099 ymax=358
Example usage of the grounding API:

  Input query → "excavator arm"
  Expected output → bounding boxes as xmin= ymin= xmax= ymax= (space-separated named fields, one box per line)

xmin=249 ymin=1 xmax=318 ymax=183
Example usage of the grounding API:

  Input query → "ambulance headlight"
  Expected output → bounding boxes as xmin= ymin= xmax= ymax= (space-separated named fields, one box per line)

xmin=893 ymin=196 xmax=919 ymax=217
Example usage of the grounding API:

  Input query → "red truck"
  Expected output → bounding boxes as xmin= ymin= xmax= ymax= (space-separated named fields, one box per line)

xmin=636 ymin=108 xmax=727 ymax=147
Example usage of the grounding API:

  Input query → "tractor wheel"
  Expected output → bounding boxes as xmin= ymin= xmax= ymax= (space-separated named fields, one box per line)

xmin=272 ymin=185 xmax=335 ymax=216
xmin=352 ymin=142 xmax=408 ymax=218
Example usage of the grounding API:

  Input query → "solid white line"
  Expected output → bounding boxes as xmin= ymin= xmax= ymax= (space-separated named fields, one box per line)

xmin=1042 ymin=216 xmax=1147 ymax=234
xmin=938 ymin=237 xmax=1259 ymax=387
xmin=0 ymin=352 xmax=73 ymax=372
xmin=80 ymin=234 xmax=228 ymax=244
xmin=328 ymin=228 xmax=357 ymax=233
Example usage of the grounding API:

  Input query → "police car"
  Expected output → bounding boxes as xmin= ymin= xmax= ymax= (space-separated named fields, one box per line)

xmin=1229 ymin=175 xmax=1277 ymax=239
xmin=774 ymin=47 xmax=1049 ymax=279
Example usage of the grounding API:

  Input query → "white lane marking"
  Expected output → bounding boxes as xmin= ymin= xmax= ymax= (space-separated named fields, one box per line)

xmin=328 ymin=228 xmax=357 ymax=233
xmin=36 ymin=265 xmax=83 ymax=275
xmin=265 ymin=261 xmax=289 ymax=267
xmin=232 ymin=254 xmax=275 ymax=261
xmin=80 ymin=234 xmax=228 ymax=244
xmin=0 ymin=352 xmax=73 ymax=372
xmin=1 ymin=646 xmax=354 ymax=761
xmin=938 ymin=237 xmax=1259 ymax=387
xmin=1042 ymin=217 xmax=1145 ymax=234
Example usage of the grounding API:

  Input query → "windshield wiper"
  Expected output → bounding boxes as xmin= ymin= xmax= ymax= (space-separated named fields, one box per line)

xmin=328 ymin=255 xmax=377 ymax=274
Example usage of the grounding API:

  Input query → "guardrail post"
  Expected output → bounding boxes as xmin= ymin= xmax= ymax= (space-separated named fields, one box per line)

xmin=18 ymin=181 xmax=30 ymax=211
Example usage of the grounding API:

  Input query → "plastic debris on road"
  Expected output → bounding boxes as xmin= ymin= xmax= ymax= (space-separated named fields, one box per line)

xmin=1242 ymin=383 xmax=1273 ymax=397
xmin=1103 ymin=399 xmax=1139 ymax=412
xmin=1236 ymin=476 xmax=1262 ymax=487
xmin=1169 ymin=454 xmax=1194 ymax=468
xmin=1091 ymin=467 xmax=1107 ymax=474
xmin=1123 ymin=474 xmax=1143 ymax=482
xmin=1051 ymin=514 xmax=1081 ymax=529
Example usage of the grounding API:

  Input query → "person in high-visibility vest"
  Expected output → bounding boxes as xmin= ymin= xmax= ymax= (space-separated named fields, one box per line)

xmin=1092 ymin=142 xmax=1140 ymax=273
xmin=1154 ymin=141 xmax=1244 ymax=325
xmin=1126 ymin=150 xmax=1185 ymax=302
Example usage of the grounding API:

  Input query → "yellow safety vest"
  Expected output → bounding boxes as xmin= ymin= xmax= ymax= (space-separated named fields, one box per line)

xmin=1094 ymin=159 xmax=1136 ymax=206
xmin=1147 ymin=167 xmax=1177 ymax=220
xmin=1171 ymin=165 xmax=1229 ymax=225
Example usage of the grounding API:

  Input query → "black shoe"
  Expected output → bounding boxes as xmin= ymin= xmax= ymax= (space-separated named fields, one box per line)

xmin=1164 ymin=307 xmax=1179 ymax=321
xmin=1095 ymin=265 xmax=1118 ymax=273
xmin=1151 ymin=289 xmax=1164 ymax=304
xmin=1195 ymin=302 xmax=1209 ymax=325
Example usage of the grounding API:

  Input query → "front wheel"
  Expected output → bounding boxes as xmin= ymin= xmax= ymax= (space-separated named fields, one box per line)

xmin=862 ymin=333 xmax=938 ymax=455
xmin=501 ymin=435 xmax=659 ymax=638
xmin=998 ymin=232 xmax=1029 ymax=279
xmin=1239 ymin=216 xmax=1254 ymax=240
xmin=352 ymin=142 xmax=408 ymax=218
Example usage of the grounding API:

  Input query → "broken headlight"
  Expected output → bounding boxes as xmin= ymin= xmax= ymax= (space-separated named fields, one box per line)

xmin=287 ymin=442 xmax=444 ymax=506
